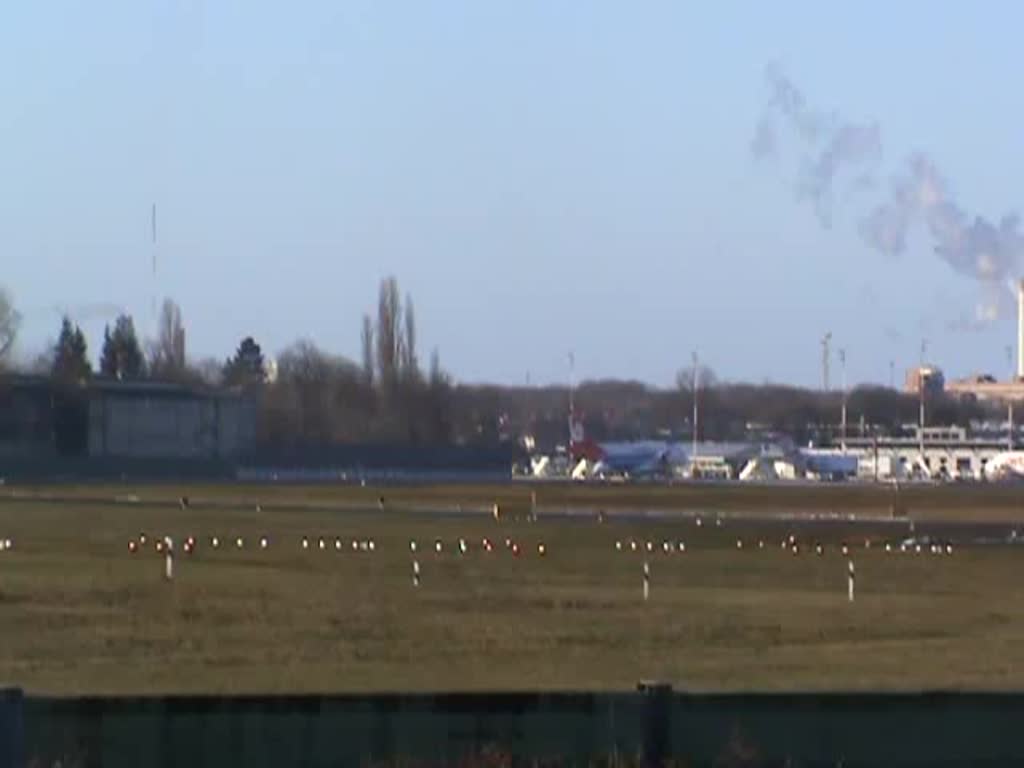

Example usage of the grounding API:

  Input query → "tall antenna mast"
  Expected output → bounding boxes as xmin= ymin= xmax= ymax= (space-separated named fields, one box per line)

xmin=151 ymin=203 xmax=158 ymax=334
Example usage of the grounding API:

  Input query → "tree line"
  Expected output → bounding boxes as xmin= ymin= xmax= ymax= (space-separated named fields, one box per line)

xmin=0 ymin=279 xmax=1001 ymax=451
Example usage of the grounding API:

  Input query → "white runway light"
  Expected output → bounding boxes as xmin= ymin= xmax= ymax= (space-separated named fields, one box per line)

xmin=848 ymin=560 xmax=855 ymax=603
xmin=615 ymin=541 xmax=622 ymax=551
xmin=435 ymin=539 xmax=443 ymax=553
xmin=677 ymin=541 xmax=686 ymax=553
xmin=212 ymin=537 xmax=220 ymax=549
xmin=318 ymin=538 xmax=326 ymax=550
xmin=236 ymin=537 xmax=244 ymax=549
xmin=302 ymin=538 xmax=309 ymax=550
xmin=459 ymin=538 xmax=467 ymax=554
xmin=335 ymin=539 xmax=343 ymax=551
xmin=410 ymin=540 xmax=418 ymax=553
xmin=642 ymin=561 xmax=650 ymax=602
xmin=260 ymin=537 xmax=269 ymax=550
xmin=412 ymin=559 xmax=420 ymax=588
xmin=368 ymin=540 xmax=375 ymax=552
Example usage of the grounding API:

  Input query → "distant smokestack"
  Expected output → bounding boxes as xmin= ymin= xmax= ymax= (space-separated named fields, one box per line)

xmin=1018 ymin=280 xmax=1024 ymax=379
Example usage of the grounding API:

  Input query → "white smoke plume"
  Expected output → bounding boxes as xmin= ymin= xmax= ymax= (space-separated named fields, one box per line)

xmin=755 ymin=67 xmax=1023 ymax=319
xmin=754 ymin=65 xmax=882 ymax=227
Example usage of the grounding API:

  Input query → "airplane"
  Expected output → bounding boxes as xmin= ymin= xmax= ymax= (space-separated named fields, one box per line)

xmin=569 ymin=416 xmax=676 ymax=479
xmin=982 ymin=451 xmax=1024 ymax=481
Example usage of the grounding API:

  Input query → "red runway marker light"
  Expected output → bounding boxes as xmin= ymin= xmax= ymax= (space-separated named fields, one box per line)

xmin=128 ymin=540 xmax=137 ymax=553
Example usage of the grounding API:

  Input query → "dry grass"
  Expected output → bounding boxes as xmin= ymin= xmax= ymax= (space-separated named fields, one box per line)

xmin=8 ymin=478 xmax=1024 ymax=520
xmin=1 ymin=485 xmax=1023 ymax=695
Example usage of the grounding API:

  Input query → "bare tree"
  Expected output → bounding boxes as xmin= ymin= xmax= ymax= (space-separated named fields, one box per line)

xmin=0 ymin=287 xmax=21 ymax=365
xmin=149 ymin=299 xmax=186 ymax=378
xmin=676 ymin=364 xmax=718 ymax=392
xmin=403 ymin=293 xmax=418 ymax=379
xmin=375 ymin=277 xmax=403 ymax=390
xmin=361 ymin=313 xmax=374 ymax=386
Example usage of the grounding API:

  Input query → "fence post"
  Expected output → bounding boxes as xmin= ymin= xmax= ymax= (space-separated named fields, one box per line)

xmin=0 ymin=688 xmax=24 ymax=768
xmin=637 ymin=681 xmax=672 ymax=767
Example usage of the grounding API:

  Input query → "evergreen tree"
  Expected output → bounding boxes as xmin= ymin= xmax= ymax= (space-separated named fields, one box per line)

xmin=52 ymin=316 xmax=92 ymax=383
xmin=100 ymin=314 xmax=145 ymax=379
xmin=223 ymin=336 xmax=266 ymax=388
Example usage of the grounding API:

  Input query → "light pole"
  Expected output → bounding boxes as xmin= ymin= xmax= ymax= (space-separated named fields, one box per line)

xmin=568 ymin=351 xmax=576 ymax=455
xmin=1007 ymin=345 xmax=1015 ymax=451
xmin=919 ymin=339 xmax=927 ymax=462
xmin=839 ymin=348 xmax=847 ymax=453
xmin=692 ymin=351 xmax=699 ymax=473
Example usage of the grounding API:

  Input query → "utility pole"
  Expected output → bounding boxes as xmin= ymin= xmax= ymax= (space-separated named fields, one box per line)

xmin=839 ymin=348 xmax=848 ymax=453
xmin=821 ymin=332 xmax=832 ymax=391
xmin=692 ymin=351 xmax=699 ymax=472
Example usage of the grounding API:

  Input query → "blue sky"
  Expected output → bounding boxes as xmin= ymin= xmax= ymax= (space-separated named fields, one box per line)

xmin=3 ymin=2 xmax=1023 ymax=387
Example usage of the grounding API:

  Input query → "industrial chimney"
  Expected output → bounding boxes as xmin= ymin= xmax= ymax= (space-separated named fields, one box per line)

xmin=1018 ymin=280 xmax=1024 ymax=380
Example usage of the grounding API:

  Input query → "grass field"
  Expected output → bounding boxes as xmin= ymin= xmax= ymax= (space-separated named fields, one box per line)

xmin=2 ymin=483 xmax=1024 ymax=695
